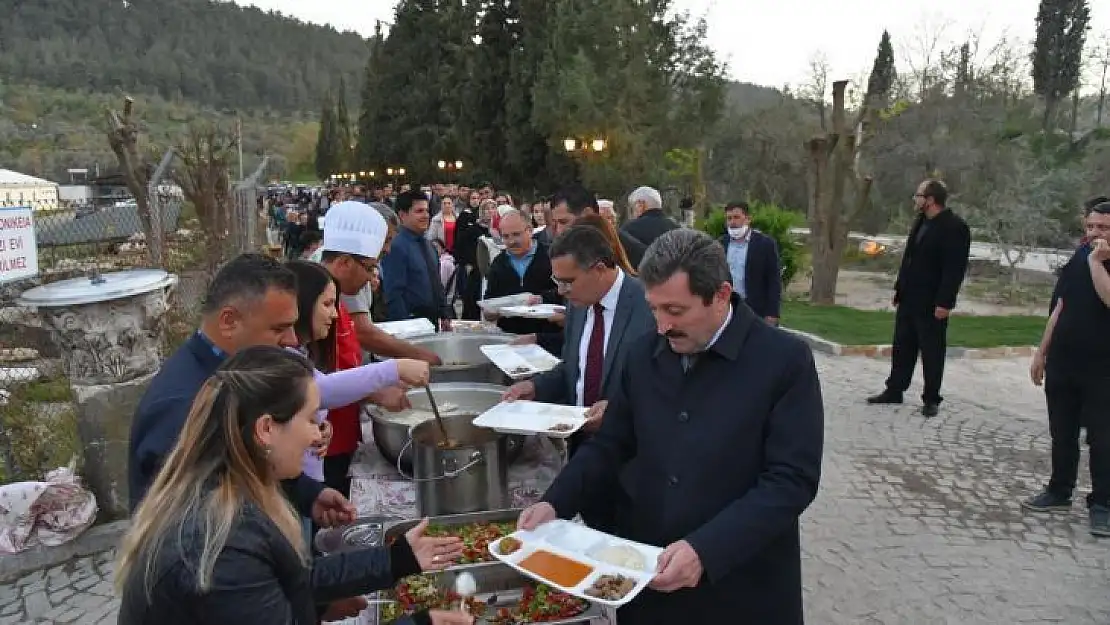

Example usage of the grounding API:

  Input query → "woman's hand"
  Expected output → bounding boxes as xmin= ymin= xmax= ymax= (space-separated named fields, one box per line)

xmin=405 ymin=518 xmax=464 ymax=571
xmin=428 ymin=610 xmax=475 ymax=625
xmin=396 ymin=359 xmax=431 ymax=387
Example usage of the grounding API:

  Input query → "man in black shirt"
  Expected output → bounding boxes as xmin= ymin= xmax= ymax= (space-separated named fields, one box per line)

xmin=867 ymin=179 xmax=971 ymax=417
xmin=1023 ymin=202 xmax=1110 ymax=537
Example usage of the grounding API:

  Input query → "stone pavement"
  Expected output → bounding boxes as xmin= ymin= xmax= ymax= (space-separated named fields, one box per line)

xmin=3 ymin=353 xmax=1109 ymax=624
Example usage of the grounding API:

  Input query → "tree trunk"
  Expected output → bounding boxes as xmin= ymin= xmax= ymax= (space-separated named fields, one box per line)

xmin=105 ymin=97 xmax=155 ymax=261
xmin=809 ymin=236 xmax=841 ymax=304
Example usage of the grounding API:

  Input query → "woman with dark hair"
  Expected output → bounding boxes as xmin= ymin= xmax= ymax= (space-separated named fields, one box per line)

xmin=117 ymin=346 xmax=473 ymax=625
xmin=575 ymin=213 xmax=638 ymax=276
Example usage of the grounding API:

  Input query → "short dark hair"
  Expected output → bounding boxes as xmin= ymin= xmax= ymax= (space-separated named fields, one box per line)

xmin=1091 ymin=202 xmax=1110 ymax=215
xmin=639 ymin=229 xmax=731 ymax=305
xmin=395 ymin=190 xmax=429 ymax=214
xmin=1084 ymin=196 xmax=1110 ymax=213
xmin=724 ymin=201 xmax=750 ymax=215
xmin=201 ymin=253 xmax=297 ymax=315
xmin=549 ymin=225 xmax=616 ymax=270
xmin=922 ymin=179 xmax=948 ymax=206
xmin=551 ymin=184 xmax=598 ymax=216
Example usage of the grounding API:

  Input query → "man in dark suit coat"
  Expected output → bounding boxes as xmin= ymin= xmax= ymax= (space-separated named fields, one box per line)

xmin=483 ymin=209 xmax=562 ymax=339
xmin=623 ymin=185 xmax=679 ymax=248
xmin=720 ymin=201 xmax=783 ymax=324
xmin=518 ymin=229 xmax=823 ymax=625
xmin=868 ymin=179 xmax=971 ymax=417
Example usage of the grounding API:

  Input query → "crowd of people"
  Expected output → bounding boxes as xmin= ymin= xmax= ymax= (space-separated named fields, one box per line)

xmin=113 ymin=173 xmax=1110 ymax=625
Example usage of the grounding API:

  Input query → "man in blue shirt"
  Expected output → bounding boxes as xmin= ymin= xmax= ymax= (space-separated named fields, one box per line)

xmin=719 ymin=201 xmax=782 ymax=325
xmin=382 ymin=190 xmax=454 ymax=327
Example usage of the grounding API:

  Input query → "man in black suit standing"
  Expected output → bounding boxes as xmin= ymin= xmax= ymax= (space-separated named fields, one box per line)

xmin=868 ymin=179 xmax=971 ymax=417
xmin=518 ymin=229 xmax=823 ymax=625
xmin=719 ymin=201 xmax=782 ymax=325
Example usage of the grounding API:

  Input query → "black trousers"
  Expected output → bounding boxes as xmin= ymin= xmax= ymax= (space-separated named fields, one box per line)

xmin=885 ymin=307 xmax=948 ymax=403
xmin=323 ymin=453 xmax=353 ymax=500
xmin=1045 ymin=368 xmax=1110 ymax=507
xmin=460 ymin=264 xmax=482 ymax=320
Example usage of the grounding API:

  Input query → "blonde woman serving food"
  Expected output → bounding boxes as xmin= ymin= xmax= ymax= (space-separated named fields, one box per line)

xmin=116 ymin=346 xmax=475 ymax=625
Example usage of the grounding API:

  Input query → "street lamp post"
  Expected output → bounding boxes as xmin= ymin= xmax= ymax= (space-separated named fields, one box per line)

xmin=563 ymin=137 xmax=607 ymax=184
xmin=436 ymin=158 xmax=465 ymax=182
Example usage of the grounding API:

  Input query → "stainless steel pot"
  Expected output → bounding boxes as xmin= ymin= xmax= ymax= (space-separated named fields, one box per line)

xmin=410 ymin=413 xmax=510 ymax=516
xmin=410 ymin=333 xmax=516 ymax=384
xmin=369 ymin=382 xmax=526 ymax=470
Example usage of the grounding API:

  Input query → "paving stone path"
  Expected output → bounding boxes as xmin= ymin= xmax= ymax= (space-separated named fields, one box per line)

xmin=3 ymin=353 xmax=1108 ymax=624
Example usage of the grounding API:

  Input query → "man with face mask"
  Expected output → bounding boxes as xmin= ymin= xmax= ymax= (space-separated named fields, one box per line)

xmin=719 ymin=201 xmax=782 ymax=325
xmin=518 ymin=228 xmax=823 ymax=625
xmin=1023 ymin=200 xmax=1110 ymax=536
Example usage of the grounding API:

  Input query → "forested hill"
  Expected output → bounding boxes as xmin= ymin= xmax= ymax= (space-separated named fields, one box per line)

xmin=0 ymin=0 xmax=369 ymax=111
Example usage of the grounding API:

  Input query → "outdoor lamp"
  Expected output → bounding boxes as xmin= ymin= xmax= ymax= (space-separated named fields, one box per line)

xmin=455 ymin=160 xmax=464 ymax=170
xmin=387 ymin=168 xmax=394 ymax=175
xmin=563 ymin=138 xmax=577 ymax=152
xmin=438 ymin=160 xmax=447 ymax=169
xmin=399 ymin=167 xmax=406 ymax=176
xmin=359 ymin=171 xmax=366 ymax=176
xmin=591 ymin=138 xmax=606 ymax=152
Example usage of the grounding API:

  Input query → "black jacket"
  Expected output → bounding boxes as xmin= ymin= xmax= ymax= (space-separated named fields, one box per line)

xmin=718 ymin=231 xmax=783 ymax=319
xmin=619 ymin=230 xmax=647 ymax=269
xmin=453 ymin=209 xmax=486 ymax=266
xmin=894 ymin=209 xmax=972 ymax=312
xmin=129 ymin=334 xmax=324 ymax=515
xmin=118 ymin=502 xmax=429 ymax=625
xmin=543 ymin=297 xmax=823 ymax=624
xmin=622 ymin=209 xmax=679 ymax=249
xmin=484 ymin=242 xmax=563 ymax=337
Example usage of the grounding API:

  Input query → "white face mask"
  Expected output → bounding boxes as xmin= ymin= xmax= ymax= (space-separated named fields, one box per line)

xmin=727 ymin=226 xmax=750 ymax=240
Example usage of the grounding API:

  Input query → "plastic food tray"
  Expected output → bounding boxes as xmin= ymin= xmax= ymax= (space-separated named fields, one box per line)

xmin=480 ymin=344 xmax=561 ymax=380
xmin=472 ymin=401 xmax=587 ymax=438
xmin=489 ymin=520 xmax=663 ymax=608
xmin=499 ymin=304 xmax=566 ymax=319
xmin=478 ymin=293 xmax=536 ymax=313
xmin=375 ymin=318 xmax=436 ymax=339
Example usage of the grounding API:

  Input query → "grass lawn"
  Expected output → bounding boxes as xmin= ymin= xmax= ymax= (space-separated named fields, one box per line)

xmin=781 ymin=300 xmax=1046 ymax=348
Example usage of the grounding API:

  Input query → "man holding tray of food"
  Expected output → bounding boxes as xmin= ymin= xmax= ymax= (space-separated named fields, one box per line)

xmin=518 ymin=229 xmax=824 ymax=624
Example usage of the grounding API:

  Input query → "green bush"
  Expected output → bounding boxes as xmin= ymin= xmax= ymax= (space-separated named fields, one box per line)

xmin=697 ymin=202 xmax=804 ymax=287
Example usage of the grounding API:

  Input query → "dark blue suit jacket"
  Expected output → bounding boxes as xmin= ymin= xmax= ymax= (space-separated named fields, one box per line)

xmin=720 ymin=231 xmax=782 ymax=318
xmin=543 ymin=297 xmax=822 ymax=624
xmin=127 ymin=334 xmax=323 ymax=514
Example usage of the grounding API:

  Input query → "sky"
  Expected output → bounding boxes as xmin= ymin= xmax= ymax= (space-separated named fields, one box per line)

xmin=233 ymin=0 xmax=1110 ymax=90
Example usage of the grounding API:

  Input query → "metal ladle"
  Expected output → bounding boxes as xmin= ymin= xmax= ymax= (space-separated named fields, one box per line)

xmin=424 ymin=386 xmax=456 ymax=448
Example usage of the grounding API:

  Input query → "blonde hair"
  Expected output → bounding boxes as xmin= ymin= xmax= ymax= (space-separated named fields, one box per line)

xmin=116 ymin=346 xmax=315 ymax=599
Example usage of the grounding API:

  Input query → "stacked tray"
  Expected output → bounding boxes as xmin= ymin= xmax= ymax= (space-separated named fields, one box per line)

xmin=489 ymin=520 xmax=663 ymax=608
xmin=499 ymin=304 xmax=565 ymax=319
xmin=376 ymin=318 xmax=437 ymax=339
xmin=480 ymin=343 xmax=561 ymax=380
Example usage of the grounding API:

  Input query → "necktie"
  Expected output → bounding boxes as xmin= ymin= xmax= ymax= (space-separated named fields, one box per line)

xmin=582 ymin=303 xmax=605 ymax=407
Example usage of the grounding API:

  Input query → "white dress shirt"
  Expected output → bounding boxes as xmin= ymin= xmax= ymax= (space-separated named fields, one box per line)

xmin=575 ymin=269 xmax=626 ymax=406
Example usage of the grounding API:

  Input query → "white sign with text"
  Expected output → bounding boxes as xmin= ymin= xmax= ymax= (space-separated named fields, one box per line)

xmin=0 ymin=206 xmax=39 ymax=283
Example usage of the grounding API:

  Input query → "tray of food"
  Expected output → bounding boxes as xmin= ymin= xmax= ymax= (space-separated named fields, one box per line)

xmin=480 ymin=344 xmax=561 ymax=380
xmin=376 ymin=318 xmax=437 ymax=339
xmin=472 ymin=401 xmax=587 ymax=439
xmin=450 ymin=320 xmax=504 ymax=334
xmin=379 ymin=564 xmax=599 ymax=625
xmin=489 ymin=520 xmax=662 ymax=608
xmin=499 ymin=304 xmax=566 ymax=320
xmin=383 ymin=509 xmax=523 ymax=568
xmin=478 ymin=293 xmax=537 ymax=314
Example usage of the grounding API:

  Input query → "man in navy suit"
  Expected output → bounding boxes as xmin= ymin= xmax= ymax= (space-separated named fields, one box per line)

xmin=719 ymin=201 xmax=782 ymax=325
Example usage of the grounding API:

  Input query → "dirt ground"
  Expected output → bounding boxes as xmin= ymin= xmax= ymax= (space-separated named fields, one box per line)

xmin=787 ymin=269 xmax=1052 ymax=317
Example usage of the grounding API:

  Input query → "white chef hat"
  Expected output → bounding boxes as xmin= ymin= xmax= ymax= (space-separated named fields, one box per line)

xmin=322 ymin=201 xmax=388 ymax=259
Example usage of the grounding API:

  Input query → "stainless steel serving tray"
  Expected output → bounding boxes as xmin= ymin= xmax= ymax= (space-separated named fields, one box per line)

xmin=381 ymin=564 xmax=603 ymax=625
xmin=383 ymin=508 xmax=522 ymax=573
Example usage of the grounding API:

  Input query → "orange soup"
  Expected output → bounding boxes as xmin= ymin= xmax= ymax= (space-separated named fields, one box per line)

xmin=519 ymin=549 xmax=594 ymax=588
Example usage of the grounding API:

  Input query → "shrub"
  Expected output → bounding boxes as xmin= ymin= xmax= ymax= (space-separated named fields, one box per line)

xmin=697 ymin=201 xmax=804 ymax=286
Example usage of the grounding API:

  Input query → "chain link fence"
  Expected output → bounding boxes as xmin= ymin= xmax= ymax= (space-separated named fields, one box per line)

xmin=0 ymin=162 xmax=271 ymax=484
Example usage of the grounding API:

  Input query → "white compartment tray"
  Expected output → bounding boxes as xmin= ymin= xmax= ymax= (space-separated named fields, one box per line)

xmin=375 ymin=318 xmax=436 ymax=339
xmin=472 ymin=401 xmax=587 ymax=438
xmin=488 ymin=519 xmax=663 ymax=608
xmin=480 ymin=343 xmax=561 ymax=379
xmin=499 ymin=303 xmax=566 ymax=319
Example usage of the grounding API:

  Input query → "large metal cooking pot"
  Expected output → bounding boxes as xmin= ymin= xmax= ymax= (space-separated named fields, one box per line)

xmin=368 ymin=382 xmax=526 ymax=471
xmin=408 ymin=413 xmax=510 ymax=516
xmin=410 ymin=333 xmax=517 ymax=384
